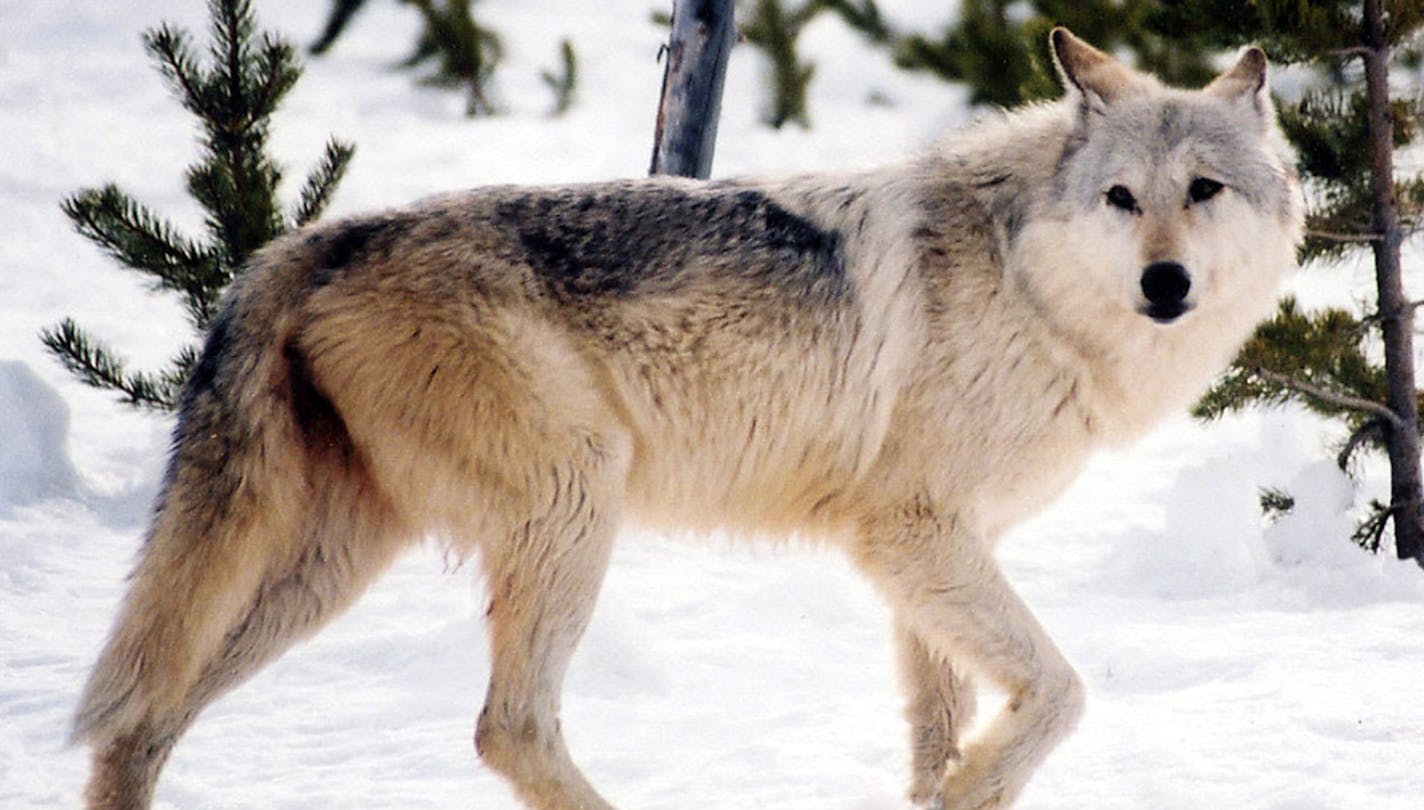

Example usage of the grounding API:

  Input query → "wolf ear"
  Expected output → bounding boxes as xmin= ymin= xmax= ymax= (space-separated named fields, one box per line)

xmin=1050 ymin=27 xmax=1140 ymax=110
xmin=1205 ymin=47 xmax=1269 ymax=110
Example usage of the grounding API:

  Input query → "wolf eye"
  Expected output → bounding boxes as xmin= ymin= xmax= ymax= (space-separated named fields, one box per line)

xmin=1105 ymin=185 xmax=1139 ymax=213
xmin=1188 ymin=177 xmax=1224 ymax=205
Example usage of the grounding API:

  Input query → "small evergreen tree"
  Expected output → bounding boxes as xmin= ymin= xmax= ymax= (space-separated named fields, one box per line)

xmin=41 ymin=0 xmax=354 ymax=411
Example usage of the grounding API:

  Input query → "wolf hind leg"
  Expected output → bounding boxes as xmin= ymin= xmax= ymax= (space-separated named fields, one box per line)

xmin=78 ymin=414 xmax=411 ymax=809
xmin=473 ymin=439 xmax=628 ymax=810
xmin=853 ymin=508 xmax=1084 ymax=810
xmin=897 ymin=619 xmax=977 ymax=806
xmin=82 ymin=512 xmax=410 ymax=809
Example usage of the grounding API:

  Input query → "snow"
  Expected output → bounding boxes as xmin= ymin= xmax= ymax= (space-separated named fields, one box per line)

xmin=0 ymin=361 xmax=81 ymax=511
xmin=3 ymin=1 xmax=1422 ymax=808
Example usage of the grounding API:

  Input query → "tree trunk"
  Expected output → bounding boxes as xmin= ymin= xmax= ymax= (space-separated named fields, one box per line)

xmin=1362 ymin=0 xmax=1424 ymax=567
xmin=648 ymin=0 xmax=735 ymax=179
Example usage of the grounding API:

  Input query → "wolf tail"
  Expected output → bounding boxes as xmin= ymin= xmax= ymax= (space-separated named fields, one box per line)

xmin=73 ymin=234 xmax=408 ymax=807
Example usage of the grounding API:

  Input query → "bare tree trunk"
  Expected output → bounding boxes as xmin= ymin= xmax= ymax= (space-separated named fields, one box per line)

xmin=1362 ymin=0 xmax=1424 ymax=567
xmin=649 ymin=0 xmax=735 ymax=179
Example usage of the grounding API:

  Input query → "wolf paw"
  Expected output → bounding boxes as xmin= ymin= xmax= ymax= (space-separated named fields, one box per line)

xmin=937 ymin=790 xmax=1006 ymax=810
xmin=912 ymin=793 xmax=945 ymax=810
xmin=935 ymin=764 xmax=1009 ymax=810
xmin=909 ymin=767 xmax=947 ymax=808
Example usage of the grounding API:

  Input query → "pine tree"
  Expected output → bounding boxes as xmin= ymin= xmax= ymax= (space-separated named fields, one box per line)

xmin=41 ymin=0 xmax=354 ymax=412
xmin=1167 ymin=0 xmax=1424 ymax=564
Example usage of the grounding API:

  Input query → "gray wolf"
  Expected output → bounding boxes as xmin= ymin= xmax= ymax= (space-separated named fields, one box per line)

xmin=73 ymin=29 xmax=1302 ymax=810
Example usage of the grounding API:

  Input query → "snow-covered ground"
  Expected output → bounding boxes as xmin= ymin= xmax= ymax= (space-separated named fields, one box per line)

xmin=3 ymin=2 xmax=1423 ymax=808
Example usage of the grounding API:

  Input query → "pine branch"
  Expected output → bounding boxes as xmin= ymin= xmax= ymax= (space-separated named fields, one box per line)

xmin=1251 ymin=366 xmax=1405 ymax=430
xmin=742 ymin=0 xmax=823 ymax=128
xmin=1307 ymin=229 xmax=1382 ymax=243
xmin=213 ymin=0 xmax=256 ymax=122
xmin=1356 ymin=298 xmax=1424 ymax=330
xmin=39 ymin=319 xmax=179 ymax=410
xmin=292 ymin=138 xmax=356 ymax=227
xmin=162 ymin=344 xmax=202 ymax=399
xmin=144 ymin=24 xmax=211 ymax=121
xmin=249 ymin=33 xmax=300 ymax=123
xmin=540 ymin=39 xmax=577 ymax=118
xmin=1259 ymin=486 xmax=1295 ymax=521
xmin=816 ymin=0 xmax=893 ymax=44
xmin=402 ymin=0 xmax=503 ymax=116
xmin=1327 ymin=46 xmax=1372 ymax=60
xmin=62 ymin=185 xmax=216 ymax=288
xmin=1353 ymin=499 xmax=1395 ymax=553
xmin=311 ymin=0 xmax=370 ymax=54
xmin=41 ymin=319 xmax=124 ymax=388
xmin=1338 ymin=417 xmax=1387 ymax=472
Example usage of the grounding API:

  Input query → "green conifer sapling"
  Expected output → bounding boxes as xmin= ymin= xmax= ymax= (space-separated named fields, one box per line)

xmin=42 ymin=0 xmax=354 ymax=411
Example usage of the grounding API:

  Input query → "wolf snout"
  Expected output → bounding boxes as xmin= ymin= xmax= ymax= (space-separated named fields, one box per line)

xmin=1139 ymin=261 xmax=1192 ymax=323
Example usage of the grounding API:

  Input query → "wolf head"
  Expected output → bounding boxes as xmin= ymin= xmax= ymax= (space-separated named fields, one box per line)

xmin=1010 ymin=29 xmax=1303 ymax=343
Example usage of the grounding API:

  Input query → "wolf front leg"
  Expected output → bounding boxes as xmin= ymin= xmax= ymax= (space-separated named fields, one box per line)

xmin=895 ymin=618 xmax=977 ymax=805
xmin=853 ymin=506 xmax=1084 ymax=810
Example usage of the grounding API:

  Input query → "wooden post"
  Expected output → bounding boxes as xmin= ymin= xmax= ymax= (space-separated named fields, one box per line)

xmin=649 ymin=0 xmax=735 ymax=179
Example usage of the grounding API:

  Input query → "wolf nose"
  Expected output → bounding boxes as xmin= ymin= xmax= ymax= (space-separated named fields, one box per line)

xmin=1140 ymin=261 xmax=1191 ymax=322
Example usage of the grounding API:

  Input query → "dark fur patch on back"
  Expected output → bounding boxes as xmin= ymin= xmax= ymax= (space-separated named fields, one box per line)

xmin=306 ymin=216 xmax=411 ymax=285
xmin=493 ymin=185 xmax=849 ymax=302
